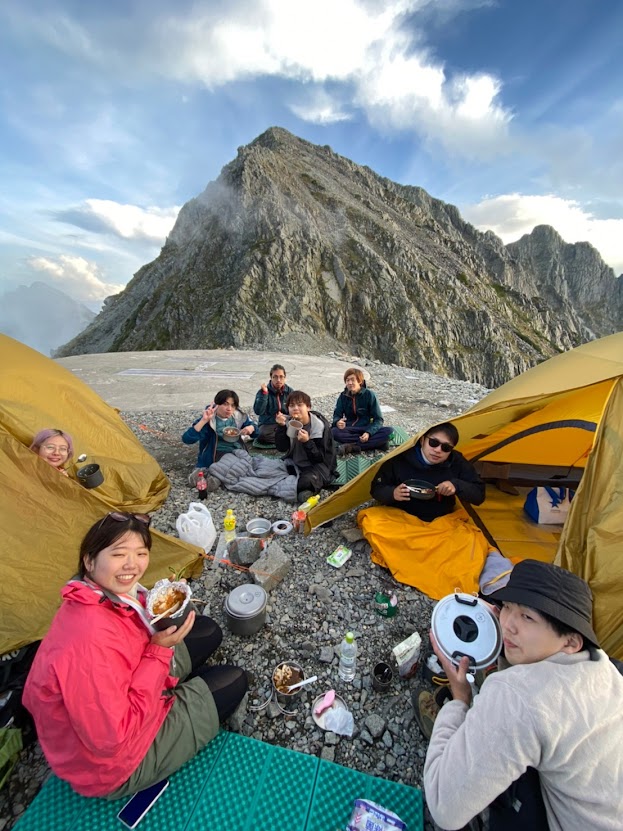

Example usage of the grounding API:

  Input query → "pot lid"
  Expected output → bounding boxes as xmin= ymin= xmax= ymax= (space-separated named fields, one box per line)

xmin=430 ymin=592 xmax=502 ymax=670
xmin=225 ymin=584 xmax=267 ymax=618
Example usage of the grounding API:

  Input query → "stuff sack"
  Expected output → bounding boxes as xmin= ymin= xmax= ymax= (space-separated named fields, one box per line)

xmin=524 ymin=487 xmax=573 ymax=525
xmin=176 ymin=502 xmax=217 ymax=553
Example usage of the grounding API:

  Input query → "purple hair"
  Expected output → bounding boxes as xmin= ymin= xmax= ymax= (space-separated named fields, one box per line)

xmin=30 ymin=428 xmax=74 ymax=460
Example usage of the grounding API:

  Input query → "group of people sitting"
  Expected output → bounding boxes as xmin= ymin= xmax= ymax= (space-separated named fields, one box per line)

xmin=21 ymin=374 xmax=623 ymax=829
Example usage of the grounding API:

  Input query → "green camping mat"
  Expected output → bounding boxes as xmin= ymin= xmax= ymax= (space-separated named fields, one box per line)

xmin=14 ymin=732 xmax=423 ymax=831
xmin=331 ymin=456 xmax=377 ymax=487
xmin=389 ymin=426 xmax=410 ymax=447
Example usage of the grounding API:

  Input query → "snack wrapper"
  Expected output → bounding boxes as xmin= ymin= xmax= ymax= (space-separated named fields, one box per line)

xmin=346 ymin=799 xmax=407 ymax=830
xmin=392 ymin=631 xmax=422 ymax=679
xmin=326 ymin=545 xmax=352 ymax=568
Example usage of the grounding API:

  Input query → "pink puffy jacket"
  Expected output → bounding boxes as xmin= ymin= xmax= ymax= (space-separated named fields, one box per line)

xmin=23 ymin=581 xmax=177 ymax=796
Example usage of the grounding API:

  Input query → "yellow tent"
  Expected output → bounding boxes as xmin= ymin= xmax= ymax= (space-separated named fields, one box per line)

xmin=308 ymin=333 xmax=623 ymax=659
xmin=0 ymin=335 xmax=203 ymax=653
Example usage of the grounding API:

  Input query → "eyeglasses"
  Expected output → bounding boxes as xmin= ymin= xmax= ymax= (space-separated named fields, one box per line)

xmin=98 ymin=511 xmax=151 ymax=530
xmin=42 ymin=444 xmax=69 ymax=454
xmin=427 ymin=437 xmax=454 ymax=453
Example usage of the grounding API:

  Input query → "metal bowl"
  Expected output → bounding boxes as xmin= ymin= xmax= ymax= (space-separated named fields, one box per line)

xmin=223 ymin=427 xmax=241 ymax=443
xmin=404 ymin=478 xmax=437 ymax=500
xmin=246 ymin=518 xmax=272 ymax=538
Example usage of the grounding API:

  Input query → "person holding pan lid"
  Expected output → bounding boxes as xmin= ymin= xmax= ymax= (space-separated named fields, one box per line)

xmin=424 ymin=560 xmax=623 ymax=831
xmin=358 ymin=423 xmax=491 ymax=598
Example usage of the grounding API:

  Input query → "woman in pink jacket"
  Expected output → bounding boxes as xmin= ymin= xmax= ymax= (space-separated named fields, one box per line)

xmin=23 ymin=512 xmax=247 ymax=798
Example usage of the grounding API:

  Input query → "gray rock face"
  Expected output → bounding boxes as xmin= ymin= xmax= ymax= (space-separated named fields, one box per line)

xmin=56 ymin=128 xmax=622 ymax=386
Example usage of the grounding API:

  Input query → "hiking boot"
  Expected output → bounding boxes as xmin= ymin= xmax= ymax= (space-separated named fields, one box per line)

xmin=337 ymin=443 xmax=361 ymax=456
xmin=205 ymin=474 xmax=221 ymax=493
xmin=412 ymin=685 xmax=453 ymax=740
xmin=412 ymin=686 xmax=441 ymax=741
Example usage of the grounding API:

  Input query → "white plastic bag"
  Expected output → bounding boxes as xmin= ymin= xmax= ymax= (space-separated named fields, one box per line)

xmin=176 ymin=502 xmax=217 ymax=553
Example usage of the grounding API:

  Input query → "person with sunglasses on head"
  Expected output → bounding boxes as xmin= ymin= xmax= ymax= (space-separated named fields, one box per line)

xmin=359 ymin=423 xmax=490 ymax=597
xmin=424 ymin=560 xmax=623 ymax=831
xmin=253 ymin=364 xmax=293 ymax=446
xmin=23 ymin=512 xmax=247 ymax=799
xmin=30 ymin=428 xmax=74 ymax=476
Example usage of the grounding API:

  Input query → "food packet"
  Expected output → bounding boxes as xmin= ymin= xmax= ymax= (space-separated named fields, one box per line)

xmin=392 ymin=630 xmax=422 ymax=679
xmin=327 ymin=545 xmax=352 ymax=568
xmin=346 ymin=799 xmax=407 ymax=831
xmin=324 ymin=706 xmax=354 ymax=736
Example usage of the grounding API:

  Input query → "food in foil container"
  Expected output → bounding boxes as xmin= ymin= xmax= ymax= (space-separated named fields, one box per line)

xmin=146 ymin=579 xmax=192 ymax=619
xmin=346 ymin=798 xmax=407 ymax=830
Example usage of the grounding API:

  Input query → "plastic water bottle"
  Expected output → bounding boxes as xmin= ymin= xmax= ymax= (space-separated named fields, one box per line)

xmin=196 ymin=471 xmax=207 ymax=500
xmin=298 ymin=494 xmax=320 ymax=514
xmin=224 ymin=509 xmax=236 ymax=542
xmin=338 ymin=632 xmax=357 ymax=682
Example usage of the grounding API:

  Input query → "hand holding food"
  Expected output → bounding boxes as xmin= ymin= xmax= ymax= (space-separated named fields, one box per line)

xmin=275 ymin=411 xmax=287 ymax=426
xmin=394 ymin=483 xmax=411 ymax=501
xmin=337 ymin=417 xmax=346 ymax=429
xmin=151 ymin=610 xmax=196 ymax=648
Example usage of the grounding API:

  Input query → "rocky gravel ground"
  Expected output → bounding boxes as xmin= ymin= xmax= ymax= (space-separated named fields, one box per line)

xmin=1 ymin=354 xmax=488 ymax=830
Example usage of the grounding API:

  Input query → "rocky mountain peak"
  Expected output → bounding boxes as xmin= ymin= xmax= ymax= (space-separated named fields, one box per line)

xmin=56 ymin=127 xmax=622 ymax=387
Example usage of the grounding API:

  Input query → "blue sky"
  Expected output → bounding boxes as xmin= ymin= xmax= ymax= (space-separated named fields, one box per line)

xmin=1 ymin=0 xmax=622 ymax=308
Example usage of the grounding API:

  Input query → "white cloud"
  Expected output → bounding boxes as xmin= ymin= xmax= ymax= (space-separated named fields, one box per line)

xmin=462 ymin=194 xmax=623 ymax=275
xmin=27 ymin=254 xmax=125 ymax=301
xmin=81 ymin=199 xmax=179 ymax=242
xmin=4 ymin=1 xmax=511 ymax=159
xmin=290 ymin=90 xmax=352 ymax=125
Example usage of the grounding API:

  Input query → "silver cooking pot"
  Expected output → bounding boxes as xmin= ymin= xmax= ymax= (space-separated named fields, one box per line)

xmin=223 ymin=584 xmax=267 ymax=636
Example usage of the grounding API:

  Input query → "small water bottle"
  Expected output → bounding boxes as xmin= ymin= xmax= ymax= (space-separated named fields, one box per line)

xmin=196 ymin=471 xmax=207 ymax=500
xmin=223 ymin=509 xmax=236 ymax=542
xmin=338 ymin=632 xmax=357 ymax=682
xmin=298 ymin=494 xmax=320 ymax=514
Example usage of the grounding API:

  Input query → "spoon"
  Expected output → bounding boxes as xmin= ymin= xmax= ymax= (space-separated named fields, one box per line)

xmin=77 ymin=454 xmax=87 ymax=463
xmin=150 ymin=601 xmax=182 ymax=624
xmin=286 ymin=675 xmax=318 ymax=693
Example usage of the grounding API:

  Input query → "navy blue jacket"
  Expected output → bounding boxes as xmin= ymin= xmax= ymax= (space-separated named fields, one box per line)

xmin=253 ymin=382 xmax=293 ymax=426
xmin=332 ymin=382 xmax=384 ymax=436
xmin=371 ymin=443 xmax=485 ymax=522
xmin=181 ymin=408 xmax=256 ymax=468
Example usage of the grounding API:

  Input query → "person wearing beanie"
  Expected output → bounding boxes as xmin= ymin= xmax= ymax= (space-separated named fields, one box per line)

xmin=424 ymin=560 xmax=623 ymax=831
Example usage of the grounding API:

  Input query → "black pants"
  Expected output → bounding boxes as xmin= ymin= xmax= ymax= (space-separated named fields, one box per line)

xmin=184 ymin=615 xmax=248 ymax=721
xmin=488 ymin=767 xmax=549 ymax=830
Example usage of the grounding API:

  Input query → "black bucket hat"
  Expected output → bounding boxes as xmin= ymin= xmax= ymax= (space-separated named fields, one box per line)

xmin=489 ymin=559 xmax=599 ymax=648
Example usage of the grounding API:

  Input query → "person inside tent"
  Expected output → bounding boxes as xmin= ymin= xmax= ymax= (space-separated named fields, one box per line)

xmin=359 ymin=422 xmax=493 ymax=598
xmin=331 ymin=367 xmax=393 ymax=455
xmin=275 ymin=390 xmax=337 ymax=503
xmin=23 ymin=512 xmax=247 ymax=799
xmin=424 ymin=559 xmax=623 ymax=831
xmin=30 ymin=428 xmax=74 ymax=477
xmin=182 ymin=389 xmax=256 ymax=490
xmin=253 ymin=364 xmax=293 ymax=445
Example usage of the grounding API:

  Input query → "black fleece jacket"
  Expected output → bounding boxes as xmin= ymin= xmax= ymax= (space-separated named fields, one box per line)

xmin=370 ymin=444 xmax=485 ymax=521
xmin=275 ymin=411 xmax=337 ymax=478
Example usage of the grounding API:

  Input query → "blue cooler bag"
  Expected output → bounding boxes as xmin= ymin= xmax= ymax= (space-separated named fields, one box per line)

xmin=524 ymin=487 xmax=573 ymax=525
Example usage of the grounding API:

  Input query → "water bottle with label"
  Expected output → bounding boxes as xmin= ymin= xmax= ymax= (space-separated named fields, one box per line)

xmin=338 ymin=632 xmax=357 ymax=682
xmin=223 ymin=509 xmax=236 ymax=542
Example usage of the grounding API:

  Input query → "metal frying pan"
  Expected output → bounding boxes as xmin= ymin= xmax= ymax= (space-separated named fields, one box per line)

xmin=404 ymin=478 xmax=438 ymax=500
